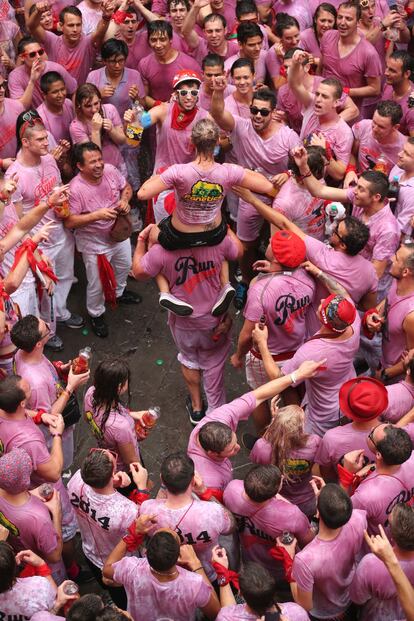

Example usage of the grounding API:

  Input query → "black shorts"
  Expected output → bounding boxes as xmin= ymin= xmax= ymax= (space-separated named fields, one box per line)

xmin=158 ymin=216 xmax=227 ymax=250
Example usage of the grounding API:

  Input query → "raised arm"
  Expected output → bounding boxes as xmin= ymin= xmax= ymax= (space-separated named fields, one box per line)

xmin=182 ymin=0 xmax=209 ymax=48
xmin=288 ymin=50 xmax=314 ymax=109
xmin=210 ymin=76 xmax=235 ymax=133
xmin=137 ymin=174 xmax=169 ymax=201
xmin=91 ymin=0 xmax=116 ymax=48
xmin=27 ymin=0 xmax=48 ymax=42
xmin=291 ymin=146 xmax=349 ymax=201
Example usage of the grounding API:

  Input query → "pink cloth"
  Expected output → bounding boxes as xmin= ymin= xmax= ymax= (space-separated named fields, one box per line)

xmin=83 ymin=385 xmax=140 ymax=472
xmin=78 ymin=0 xmax=101 ymax=35
xmin=300 ymin=100 xmax=353 ymax=165
xmin=383 ymin=380 xmax=414 ymax=423
xmin=382 ymin=83 xmax=414 ymax=136
xmin=0 ymin=20 xmax=19 ymax=79
xmin=123 ymin=29 xmax=185 ymax=70
xmin=8 ymin=60 xmax=77 ymax=109
xmin=300 ymin=27 xmax=321 ymax=57
xmin=154 ymin=102 xmax=209 ymax=170
xmin=86 ymin=67 xmax=145 ymax=117
xmin=0 ymin=493 xmax=58 ymax=556
xmin=244 ymin=269 xmax=316 ymax=353
xmin=272 ymin=0 xmax=312 ymax=30
xmin=292 ymin=509 xmax=367 ymax=619
xmin=138 ymin=51 xmax=201 ymax=101
xmin=0 ymin=415 xmax=51 ymax=476
xmin=0 ymin=577 xmax=56 ymax=619
xmin=390 ymin=164 xmax=414 ymax=236
xmin=216 ymin=603 xmax=310 ymax=620
xmin=199 ymin=83 xmax=235 ymax=111
xmin=140 ymin=497 xmax=231 ymax=579
xmin=250 ymin=435 xmax=321 ymax=509
xmin=69 ymin=103 xmax=125 ymax=170
xmin=43 ymin=30 xmax=96 ymax=85
xmin=190 ymin=37 xmax=239 ymax=67
xmin=273 ymin=178 xmax=325 ymax=240
xmin=381 ymin=279 xmax=414 ymax=369
xmin=140 ymin=235 xmax=239 ymax=330
xmin=68 ymin=163 xmax=126 ymax=253
xmin=309 ymin=0 xmax=389 ymax=17
xmin=0 ymin=98 xmax=24 ymax=159
xmin=350 ymin=552 xmax=414 ymax=621
xmin=160 ymin=162 xmax=245 ymax=225
xmin=315 ymin=423 xmax=376 ymax=471
xmin=187 ymin=392 xmax=256 ymax=489
xmin=223 ymin=479 xmax=310 ymax=574
xmin=353 ymin=119 xmax=406 ymax=174
xmin=320 ymin=30 xmax=382 ymax=110
xmin=112 ymin=557 xmax=212 ymax=621
xmin=37 ymin=99 xmax=75 ymax=144
xmin=32 ymin=614 xmax=64 ymax=621
xmin=224 ymin=92 xmax=250 ymax=119
xmin=282 ymin=316 xmax=361 ymax=436
xmin=225 ymin=50 xmax=267 ymax=83
xmin=264 ymin=46 xmax=282 ymax=81
xmin=351 ymin=453 xmax=414 ymax=535
xmin=67 ymin=469 xmax=138 ymax=568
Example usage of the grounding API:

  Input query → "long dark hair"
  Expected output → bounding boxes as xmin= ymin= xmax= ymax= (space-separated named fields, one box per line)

xmin=313 ymin=2 xmax=337 ymax=41
xmin=92 ymin=358 xmax=131 ymax=435
xmin=0 ymin=542 xmax=17 ymax=594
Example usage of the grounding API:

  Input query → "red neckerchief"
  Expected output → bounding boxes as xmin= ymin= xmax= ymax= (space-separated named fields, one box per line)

xmin=170 ymin=102 xmax=198 ymax=131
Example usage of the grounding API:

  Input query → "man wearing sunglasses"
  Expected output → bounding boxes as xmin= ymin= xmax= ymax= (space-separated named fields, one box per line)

xmin=211 ymin=75 xmax=300 ymax=307
xmin=8 ymin=36 xmax=77 ymax=109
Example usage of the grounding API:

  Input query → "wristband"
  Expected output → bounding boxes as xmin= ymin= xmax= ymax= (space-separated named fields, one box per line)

xmin=268 ymin=546 xmax=295 ymax=583
xmin=193 ymin=566 xmax=203 ymax=572
xmin=212 ymin=562 xmax=239 ymax=588
xmin=123 ymin=521 xmax=145 ymax=551
xmin=128 ymin=489 xmax=150 ymax=505
xmin=196 ymin=488 xmax=224 ymax=503
xmin=361 ymin=307 xmax=378 ymax=340
xmin=36 ymin=563 xmax=52 ymax=577
xmin=0 ymin=190 xmax=8 ymax=202
xmin=51 ymin=433 xmax=62 ymax=438
xmin=297 ymin=170 xmax=312 ymax=181
xmin=141 ymin=110 xmax=152 ymax=129
xmin=62 ymin=387 xmax=73 ymax=397
xmin=345 ymin=164 xmax=357 ymax=175
xmin=33 ymin=409 xmax=46 ymax=425
xmin=290 ymin=372 xmax=297 ymax=385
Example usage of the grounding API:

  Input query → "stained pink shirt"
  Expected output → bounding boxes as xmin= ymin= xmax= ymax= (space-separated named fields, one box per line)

xmin=138 ymin=51 xmax=200 ymax=101
xmin=292 ymin=510 xmax=367 ymax=619
xmin=315 ymin=423 xmax=376 ymax=471
xmin=0 ymin=577 xmax=56 ymax=619
xmin=0 ymin=415 xmax=51 ymax=475
xmin=78 ymin=0 xmax=101 ymax=35
xmin=320 ymin=30 xmax=382 ymax=110
xmin=187 ymin=392 xmax=256 ymax=489
xmin=273 ymin=178 xmax=325 ymax=240
xmin=244 ymin=269 xmax=316 ymax=353
xmin=300 ymin=101 xmax=353 ymax=165
xmin=217 ymin=603 xmax=310 ymax=620
xmin=381 ymin=279 xmax=414 ymax=369
xmin=300 ymin=27 xmax=322 ymax=57
xmin=37 ymin=99 xmax=75 ymax=144
xmin=140 ymin=235 xmax=239 ymax=330
xmin=382 ymin=83 xmax=414 ymax=136
xmin=67 ymin=469 xmax=138 ymax=568
xmin=189 ymin=37 xmax=239 ymax=67
xmin=0 ymin=20 xmax=19 ymax=78
xmin=86 ymin=67 xmax=145 ymax=117
xmin=113 ymin=557 xmax=212 ymax=621
xmin=43 ymin=31 xmax=96 ymax=85
xmin=160 ymin=162 xmax=245 ymax=225
xmin=83 ymin=385 xmax=140 ymax=472
xmin=199 ymin=83 xmax=235 ymax=111
xmin=225 ymin=50 xmax=267 ymax=84
xmin=383 ymin=380 xmax=414 ymax=423
xmin=389 ymin=164 xmax=414 ymax=236
xmin=353 ymin=119 xmax=406 ymax=174
xmin=8 ymin=60 xmax=77 ymax=109
xmin=0 ymin=98 xmax=24 ymax=159
xmin=272 ymin=0 xmax=312 ymax=29
xmin=122 ymin=29 xmax=185 ymax=69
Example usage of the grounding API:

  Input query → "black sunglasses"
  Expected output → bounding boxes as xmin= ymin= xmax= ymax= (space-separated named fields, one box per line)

xmin=250 ymin=106 xmax=271 ymax=117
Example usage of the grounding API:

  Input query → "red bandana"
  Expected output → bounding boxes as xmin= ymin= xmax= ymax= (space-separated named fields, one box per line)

xmin=170 ymin=101 xmax=198 ymax=131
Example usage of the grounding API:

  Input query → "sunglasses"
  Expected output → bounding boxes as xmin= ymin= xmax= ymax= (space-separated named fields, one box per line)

xmin=19 ymin=113 xmax=44 ymax=139
xmin=367 ymin=423 xmax=383 ymax=450
xmin=23 ymin=48 xmax=45 ymax=59
xmin=39 ymin=322 xmax=51 ymax=341
xmin=89 ymin=447 xmax=118 ymax=462
xmin=0 ymin=80 xmax=7 ymax=90
xmin=333 ymin=224 xmax=347 ymax=245
xmin=177 ymin=89 xmax=199 ymax=97
xmin=250 ymin=106 xmax=271 ymax=117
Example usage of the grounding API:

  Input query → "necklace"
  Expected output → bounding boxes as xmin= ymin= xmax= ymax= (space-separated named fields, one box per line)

xmin=150 ymin=567 xmax=178 ymax=577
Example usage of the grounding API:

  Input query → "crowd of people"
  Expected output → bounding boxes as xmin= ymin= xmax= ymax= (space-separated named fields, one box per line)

xmin=2 ymin=0 xmax=414 ymax=618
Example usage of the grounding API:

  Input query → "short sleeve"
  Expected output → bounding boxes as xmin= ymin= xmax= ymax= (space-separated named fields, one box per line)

xmin=224 ymin=163 xmax=246 ymax=186
xmin=140 ymin=245 xmax=165 ymax=278
xmin=37 ymin=521 xmax=59 ymax=556
xmin=113 ymin=557 xmax=142 ymax=587
xmin=195 ymin=578 xmax=213 ymax=608
xmin=104 ymin=104 xmax=123 ymax=128
xmin=160 ymin=165 xmax=179 ymax=188
xmin=69 ymin=120 xmax=89 ymax=145
xmin=292 ymin=553 xmax=315 ymax=593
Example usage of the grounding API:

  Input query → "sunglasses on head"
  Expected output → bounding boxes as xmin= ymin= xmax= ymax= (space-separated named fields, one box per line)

xmin=19 ymin=113 xmax=44 ymax=139
xmin=177 ymin=89 xmax=199 ymax=97
xmin=250 ymin=105 xmax=271 ymax=117
xmin=23 ymin=48 xmax=45 ymax=59
xmin=89 ymin=447 xmax=118 ymax=462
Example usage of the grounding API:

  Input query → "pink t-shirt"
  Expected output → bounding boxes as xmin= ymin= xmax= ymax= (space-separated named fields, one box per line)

xmin=353 ymin=120 xmax=406 ymax=174
xmin=320 ymin=30 xmax=382 ymax=110
xmin=0 ymin=98 xmax=24 ymax=159
xmin=187 ymin=392 xmax=256 ymax=489
xmin=224 ymin=92 xmax=250 ymax=120
xmin=223 ymin=479 xmax=310 ymax=574
xmin=138 ymin=51 xmax=201 ymax=101
xmin=37 ymin=99 xmax=75 ymax=144
xmin=315 ymin=423 xmax=376 ymax=471
xmin=390 ymin=165 xmax=414 ymax=236
xmin=32 ymin=614 xmax=64 ymax=621
xmin=300 ymin=101 xmax=353 ymax=165
xmin=43 ymin=31 xmax=96 ymax=85
xmin=382 ymin=83 xmax=414 ymax=136
xmin=282 ymin=316 xmax=361 ymax=436
xmin=140 ymin=235 xmax=239 ymax=330
xmin=8 ymin=60 xmax=77 ymax=108
xmin=351 ymin=453 xmax=414 ymax=535
xmin=160 ymin=162 xmax=245 ymax=225
xmin=0 ymin=415 xmax=51 ymax=476
xmin=122 ymin=29 xmax=186 ymax=69
xmin=83 ymin=385 xmax=140 ymax=472
xmin=381 ymin=279 xmax=414 ymax=369
xmin=264 ymin=46 xmax=283 ymax=82
xmin=0 ymin=493 xmax=58 ymax=557
xmin=244 ymin=269 xmax=316 ymax=354
xmin=350 ymin=552 xmax=414 ymax=621
xmin=140 ymin=497 xmax=231 ymax=579
xmin=300 ymin=27 xmax=321 ymax=57
xmin=78 ymin=0 xmax=101 ymax=35
xmin=0 ymin=577 xmax=56 ymax=619
xmin=383 ymin=380 xmax=414 ymax=423
xmin=225 ymin=50 xmax=267 ymax=84
xmin=216 ymin=603 xmax=310 ymax=621
xmin=67 ymin=469 xmax=138 ymax=568
xmin=113 ymin=557 xmax=212 ymax=621
xmin=0 ymin=20 xmax=19 ymax=79
xmin=273 ymin=178 xmax=325 ymax=241
xmin=304 ymin=235 xmax=378 ymax=336
xmin=154 ymin=103 xmax=209 ymax=171
xmin=86 ymin=67 xmax=145 ymax=117
xmin=68 ymin=163 xmax=126 ymax=254
xmin=250 ymin=435 xmax=321 ymax=508
xmin=69 ymin=103 xmax=125 ymax=170
xmin=272 ymin=0 xmax=312 ymax=29
xmin=199 ymin=83 xmax=235 ymax=112
xmin=292 ymin=509 xmax=367 ymax=619
xmin=190 ymin=37 xmax=239 ymax=67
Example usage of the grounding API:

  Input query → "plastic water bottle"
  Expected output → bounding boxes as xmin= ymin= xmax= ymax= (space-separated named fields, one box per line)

xmin=72 ymin=347 xmax=91 ymax=374
xmin=388 ymin=175 xmax=400 ymax=213
xmin=126 ymin=101 xmax=144 ymax=147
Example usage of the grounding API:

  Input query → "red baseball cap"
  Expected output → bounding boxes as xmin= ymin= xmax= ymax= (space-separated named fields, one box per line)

xmin=339 ymin=377 xmax=389 ymax=421
xmin=172 ymin=70 xmax=202 ymax=90
xmin=320 ymin=294 xmax=356 ymax=333
xmin=270 ymin=230 xmax=306 ymax=269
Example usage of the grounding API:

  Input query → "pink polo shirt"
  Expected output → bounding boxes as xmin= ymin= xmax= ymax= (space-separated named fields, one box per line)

xmin=42 ymin=31 xmax=96 ymax=85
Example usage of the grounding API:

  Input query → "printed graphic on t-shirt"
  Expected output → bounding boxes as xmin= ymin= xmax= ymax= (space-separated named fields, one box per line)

xmin=183 ymin=181 xmax=224 ymax=203
xmin=176 ymin=526 xmax=212 ymax=546
xmin=234 ymin=513 xmax=273 ymax=548
xmin=70 ymin=491 xmax=110 ymax=530
xmin=174 ymin=255 xmax=217 ymax=294
xmin=0 ymin=511 xmax=19 ymax=536
xmin=274 ymin=293 xmax=311 ymax=333
xmin=284 ymin=458 xmax=312 ymax=478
